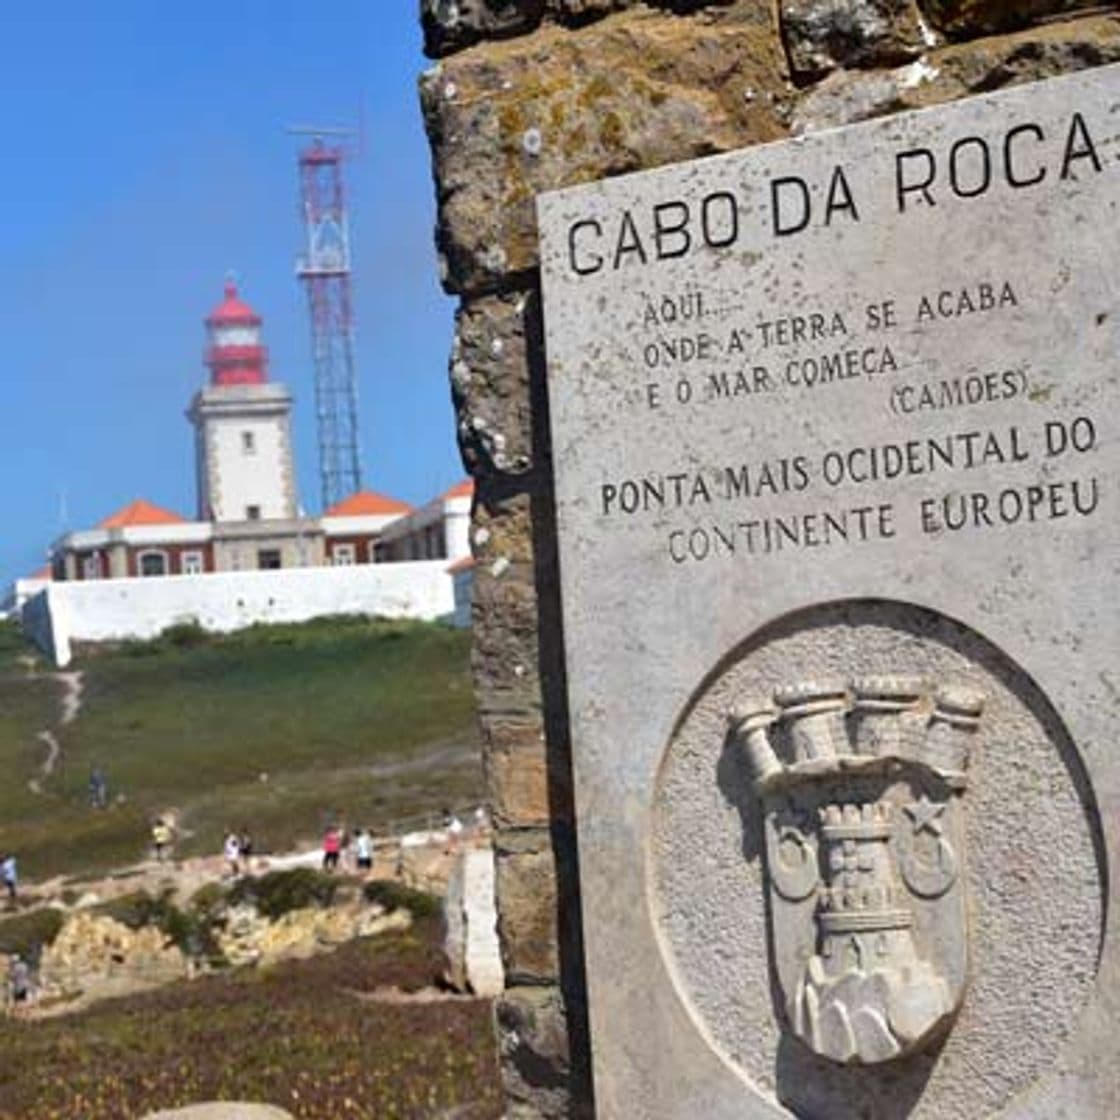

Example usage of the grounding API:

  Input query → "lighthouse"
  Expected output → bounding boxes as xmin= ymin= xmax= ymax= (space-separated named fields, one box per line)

xmin=187 ymin=280 xmax=297 ymax=526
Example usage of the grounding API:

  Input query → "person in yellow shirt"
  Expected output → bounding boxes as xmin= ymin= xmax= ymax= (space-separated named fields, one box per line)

xmin=151 ymin=818 xmax=173 ymax=862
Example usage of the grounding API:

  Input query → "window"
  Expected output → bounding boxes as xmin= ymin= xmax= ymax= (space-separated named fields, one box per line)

xmin=257 ymin=549 xmax=282 ymax=570
xmin=332 ymin=544 xmax=356 ymax=566
xmin=246 ymin=505 xmax=261 ymax=521
xmin=181 ymin=551 xmax=204 ymax=575
xmin=138 ymin=551 xmax=168 ymax=577
xmin=426 ymin=525 xmax=446 ymax=559
xmin=241 ymin=430 xmax=256 ymax=454
xmin=81 ymin=553 xmax=102 ymax=580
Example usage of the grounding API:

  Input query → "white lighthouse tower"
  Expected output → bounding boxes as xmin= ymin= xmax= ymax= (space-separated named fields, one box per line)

xmin=187 ymin=280 xmax=298 ymax=525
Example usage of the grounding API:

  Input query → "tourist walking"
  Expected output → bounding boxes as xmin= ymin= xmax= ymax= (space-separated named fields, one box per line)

xmin=151 ymin=818 xmax=172 ymax=862
xmin=473 ymin=805 xmax=488 ymax=841
xmin=354 ymin=828 xmax=373 ymax=874
xmin=89 ymin=765 xmax=108 ymax=809
xmin=444 ymin=810 xmax=464 ymax=855
xmin=7 ymin=954 xmax=31 ymax=1017
xmin=223 ymin=830 xmax=241 ymax=877
xmin=322 ymin=825 xmax=341 ymax=872
xmin=1 ymin=854 xmax=17 ymax=905
xmin=238 ymin=827 xmax=253 ymax=870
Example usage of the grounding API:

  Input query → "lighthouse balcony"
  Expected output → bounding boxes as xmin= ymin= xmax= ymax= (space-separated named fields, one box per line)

xmin=205 ymin=344 xmax=268 ymax=366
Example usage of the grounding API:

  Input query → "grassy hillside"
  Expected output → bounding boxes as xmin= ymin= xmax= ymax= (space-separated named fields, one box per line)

xmin=0 ymin=617 xmax=481 ymax=880
xmin=0 ymin=623 xmax=63 ymax=863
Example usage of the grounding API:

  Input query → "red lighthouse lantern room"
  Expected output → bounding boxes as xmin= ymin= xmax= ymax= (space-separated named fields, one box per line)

xmin=204 ymin=279 xmax=268 ymax=386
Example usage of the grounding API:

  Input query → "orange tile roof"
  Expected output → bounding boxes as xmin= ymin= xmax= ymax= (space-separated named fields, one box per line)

xmin=98 ymin=499 xmax=187 ymax=529
xmin=442 ymin=479 xmax=474 ymax=501
xmin=324 ymin=490 xmax=413 ymax=518
xmin=29 ymin=566 xmax=51 ymax=581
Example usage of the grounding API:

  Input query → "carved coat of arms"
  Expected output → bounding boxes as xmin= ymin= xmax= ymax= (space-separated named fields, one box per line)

xmin=729 ymin=677 xmax=984 ymax=1065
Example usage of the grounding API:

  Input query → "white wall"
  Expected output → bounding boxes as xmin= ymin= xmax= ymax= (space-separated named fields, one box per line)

xmin=321 ymin=512 xmax=404 ymax=537
xmin=65 ymin=523 xmax=212 ymax=550
xmin=24 ymin=562 xmax=456 ymax=667
xmin=444 ymin=497 xmax=472 ymax=562
xmin=11 ymin=577 xmax=51 ymax=613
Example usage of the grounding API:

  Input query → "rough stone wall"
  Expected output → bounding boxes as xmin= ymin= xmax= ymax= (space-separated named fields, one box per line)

xmin=418 ymin=3 xmax=1120 ymax=1116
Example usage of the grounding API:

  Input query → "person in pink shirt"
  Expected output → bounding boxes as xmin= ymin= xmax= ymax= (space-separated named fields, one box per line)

xmin=322 ymin=825 xmax=341 ymax=872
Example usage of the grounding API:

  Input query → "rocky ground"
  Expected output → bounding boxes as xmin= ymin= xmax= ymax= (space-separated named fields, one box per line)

xmin=0 ymin=833 xmax=474 ymax=1020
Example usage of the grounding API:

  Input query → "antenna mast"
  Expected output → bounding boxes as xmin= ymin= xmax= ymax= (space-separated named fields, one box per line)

xmin=289 ymin=125 xmax=363 ymax=509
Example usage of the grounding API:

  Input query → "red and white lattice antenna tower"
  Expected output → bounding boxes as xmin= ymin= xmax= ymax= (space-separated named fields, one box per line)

xmin=288 ymin=124 xmax=363 ymax=509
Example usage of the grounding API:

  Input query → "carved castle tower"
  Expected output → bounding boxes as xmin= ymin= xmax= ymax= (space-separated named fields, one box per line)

xmin=816 ymin=802 xmax=915 ymax=977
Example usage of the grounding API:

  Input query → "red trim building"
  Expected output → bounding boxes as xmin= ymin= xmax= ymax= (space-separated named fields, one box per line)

xmin=45 ymin=281 xmax=475 ymax=584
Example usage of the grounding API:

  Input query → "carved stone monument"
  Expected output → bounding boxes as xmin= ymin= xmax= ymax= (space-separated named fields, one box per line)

xmin=537 ymin=66 xmax=1118 ymax=1118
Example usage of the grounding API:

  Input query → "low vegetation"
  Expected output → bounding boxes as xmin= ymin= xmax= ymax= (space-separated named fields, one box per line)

xmin=0 ymin=907 xmax=503 ymax=1120
xmin=228 ymin=867 xmax=343 ymax=920
xmin=0 ymin=908 xmax=65 ymax=958
xmin=363 ymin=879 xmax=442 ymax=923
xmin=92 ymin=887 xmax=225 ymax=964
xmin=0 ymin=617 xmax=482 ymax=880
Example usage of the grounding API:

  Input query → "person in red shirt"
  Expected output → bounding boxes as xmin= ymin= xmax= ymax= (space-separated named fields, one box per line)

xmin=322 ymin=825 xmax=341 ymax=872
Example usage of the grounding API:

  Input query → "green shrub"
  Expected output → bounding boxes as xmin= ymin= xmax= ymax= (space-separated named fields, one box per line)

xmin=0 ymin=908 xmax=65 ymax=957
xmin=363 ymin=879 xmax=441 ymax=922
xmin=93 ymin=889 xmax=226 ymax=964
xmin=188 ymin=881 xmax=227 ymax=916
xmin=162 ymin=906 xmax=225 ymax=964
xmin=228 ymin=868 xmax=339 ymax=920
xmin=160 ymin=619 xmax=208 ymax=649
xmin=93 ymin=890 xmax=162 ymax=929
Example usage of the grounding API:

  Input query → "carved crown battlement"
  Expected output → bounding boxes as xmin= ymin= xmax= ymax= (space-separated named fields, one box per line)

xmin=819 ymin=802 xmax=893 ymax=834
xmin=729 ymin=676 xmax=985 ymax=792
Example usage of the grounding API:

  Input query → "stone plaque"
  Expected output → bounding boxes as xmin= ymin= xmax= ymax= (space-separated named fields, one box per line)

xmin=538 ymin=66 xmax=1118 ymax=1119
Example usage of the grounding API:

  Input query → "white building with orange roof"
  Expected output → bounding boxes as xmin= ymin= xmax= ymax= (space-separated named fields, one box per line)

xmin=16 ymin=281 xmax=476 ymax=663
xmin=374 ymin=479 xmax=473 ymax=563
xmin=321 ymin=490 xmax=415 ymax=566
xmin=55 ymin=499 xmax=210 ymax=581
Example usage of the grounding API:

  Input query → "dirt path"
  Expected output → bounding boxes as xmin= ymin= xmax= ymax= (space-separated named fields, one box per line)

xmin=56 ymin=671 xmax=84 ymax=725
xmin=27 ymin=732 xmax=61 ymax=795
xmin=26 ymin=671 xmax=83 ymax=795
xmin=363 ymin=738 xmax=478 ymax=780
xmin=346 ymin=985 xmax=484 ymax=1005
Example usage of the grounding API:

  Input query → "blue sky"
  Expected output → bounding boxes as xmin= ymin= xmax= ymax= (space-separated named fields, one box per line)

xmin=0 ymin=3 xmax=460 ymax=585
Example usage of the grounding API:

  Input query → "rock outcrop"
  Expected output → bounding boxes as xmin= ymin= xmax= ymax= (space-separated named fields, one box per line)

xmin=218 ymin=900 xmax=410 ymax=967
xmin=40 ymin=910 xmax=187 ymax=996
xmin=18 ymin=877 xmax=415 ymax=1012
